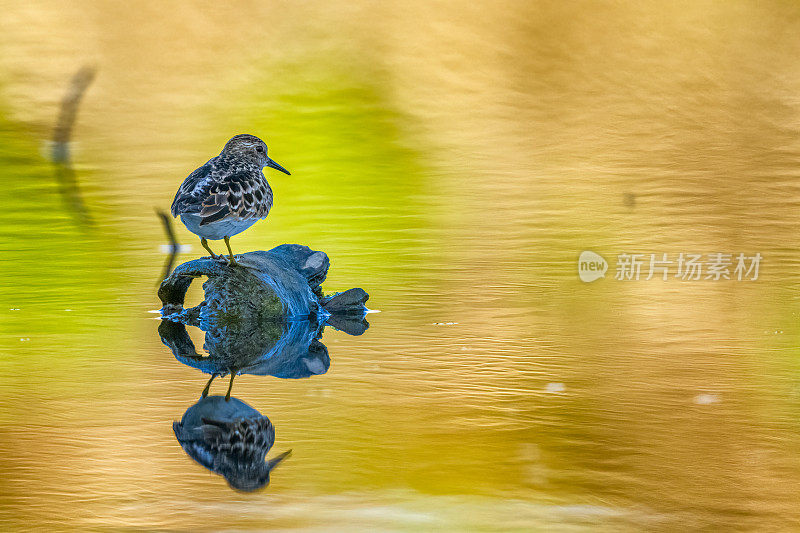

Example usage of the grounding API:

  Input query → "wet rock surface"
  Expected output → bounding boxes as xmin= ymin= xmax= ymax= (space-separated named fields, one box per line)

xmin=158 ymin=244 xmax=368 ymax=324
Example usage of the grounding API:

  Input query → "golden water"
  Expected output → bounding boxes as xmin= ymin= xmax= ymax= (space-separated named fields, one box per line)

xmin=1 ymin=2 xmax=800 ymax=531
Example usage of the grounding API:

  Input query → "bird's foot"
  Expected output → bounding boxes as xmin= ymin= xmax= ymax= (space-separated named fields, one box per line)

xmin=223 ymin=236 xmax=239 ymax=267
xmin=200 ymin=238 xmax=221 ymax=261
xmin=227 ymin=255 xmax=239 ymax=267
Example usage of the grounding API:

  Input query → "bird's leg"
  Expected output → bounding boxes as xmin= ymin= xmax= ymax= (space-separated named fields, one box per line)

xmin=224 ymin=236 xmax=239 ymax=266
xmin=200 ymin=238 xmax=220 ymax=260
xmin=201 ymin=373 xmax=217 ymax=398
xmin=225 ymin=370 xmax=237 ymax=401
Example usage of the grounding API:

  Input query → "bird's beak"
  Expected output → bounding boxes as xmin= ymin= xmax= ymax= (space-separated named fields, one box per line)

xmin=266 ymin=158 xmax=291 ymax=175
xmin=266 ymin=449 xmax=292 ymax=471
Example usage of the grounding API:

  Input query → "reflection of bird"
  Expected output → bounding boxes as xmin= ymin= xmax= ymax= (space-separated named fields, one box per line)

xmin=173 ymin=396 xmax=291 ymax=492
xmin=171 ymin=134 xmax=290 ymax=266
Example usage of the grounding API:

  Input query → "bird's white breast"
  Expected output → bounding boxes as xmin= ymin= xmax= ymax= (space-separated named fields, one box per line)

xmin=180 ymin=214 xmax=259 ymax=240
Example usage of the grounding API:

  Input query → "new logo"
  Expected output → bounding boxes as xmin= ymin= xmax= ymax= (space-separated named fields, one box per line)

xmin=578 ymin=251 xmax=607 ymax=283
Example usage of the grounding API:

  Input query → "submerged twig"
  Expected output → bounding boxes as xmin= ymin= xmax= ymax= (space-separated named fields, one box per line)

xmin=52 ymin=65 xmax=96 ymax=226
xmin=53 ymin=66 xmax=96 ymax=152
xmin=157 ymin=208 xmax=181 ymax=283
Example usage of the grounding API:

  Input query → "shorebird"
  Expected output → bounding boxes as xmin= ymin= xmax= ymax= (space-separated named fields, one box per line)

xmin=171 ymin=134 xmax=290 ymax=265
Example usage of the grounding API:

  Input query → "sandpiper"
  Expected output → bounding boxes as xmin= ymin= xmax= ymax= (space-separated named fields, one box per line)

xmin=171 ymin=134 xmax=290 ymax=265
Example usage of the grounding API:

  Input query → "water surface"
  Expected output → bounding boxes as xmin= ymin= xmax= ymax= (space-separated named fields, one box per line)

xmin=1 ymin=2 xmax=800 ymax=531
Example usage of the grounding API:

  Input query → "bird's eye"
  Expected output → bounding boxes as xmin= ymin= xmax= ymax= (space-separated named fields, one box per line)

xmin=256 ymin=146 xmax=265 ymax=154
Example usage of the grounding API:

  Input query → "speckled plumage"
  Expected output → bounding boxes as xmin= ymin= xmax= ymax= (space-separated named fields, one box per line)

xmin=181 ymin=414 xmax=276 ymax=464
xmin=171 ymin=134 xmax=290 ymax=263
xmin=173 ymin=396 xmax=291 ymax=491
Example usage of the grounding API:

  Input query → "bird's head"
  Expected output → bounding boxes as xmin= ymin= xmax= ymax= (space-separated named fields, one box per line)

xmin=221 ymin=134 xmax=290 ymax=175
xmin=222 ymin=449 xmax=293 ymax=492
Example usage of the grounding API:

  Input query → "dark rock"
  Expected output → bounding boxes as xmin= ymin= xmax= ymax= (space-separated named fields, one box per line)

xmin=321 ymin=288 xmax=369 ymax=314
xmin=160 ymin=245 xmax=370 ymax=327
xmin=271 ymin=243 xmax=330 ymax=290
xmin=158 ymin=245 xmax=331 ymax=322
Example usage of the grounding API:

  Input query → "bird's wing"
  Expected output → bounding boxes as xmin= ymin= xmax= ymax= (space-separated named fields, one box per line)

xmin=171 ymin=159 xmax=215 ymax=217
xmin=200 ymin=416 xmax=276 ymax=459
xmin=173 ymin=421 xmax=218 ymax=471
xmin=197 ymin=171 xmax=273 ymax=226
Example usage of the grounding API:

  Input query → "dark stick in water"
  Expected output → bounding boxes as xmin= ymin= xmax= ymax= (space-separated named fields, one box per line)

xmin=157 ymin=208 xmax=181 ymax=282
xmin=52 ymin=66 xmax=96 ymax=226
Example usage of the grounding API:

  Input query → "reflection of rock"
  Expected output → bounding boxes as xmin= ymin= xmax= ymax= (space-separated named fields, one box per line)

xmin=173 ymin=396 xmax=291 ymax=492
xmin=159 ymin=317 xmax=332 ymax=398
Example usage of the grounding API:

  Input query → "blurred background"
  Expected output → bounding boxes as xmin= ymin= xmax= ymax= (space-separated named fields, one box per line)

xmin=1 ymin=1 xmax=800 ymax=530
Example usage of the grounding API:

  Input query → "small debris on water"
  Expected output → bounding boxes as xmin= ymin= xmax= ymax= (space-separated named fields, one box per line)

xmin=160 ymin=244 xmax=192 ymax=254
xmin=432 ymin=322 xmax=458 ymax=326
xmin=693 ymin=393 xmax=720 ymax=405
xmin=545 ymin=382 xmax=566 ymax=393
